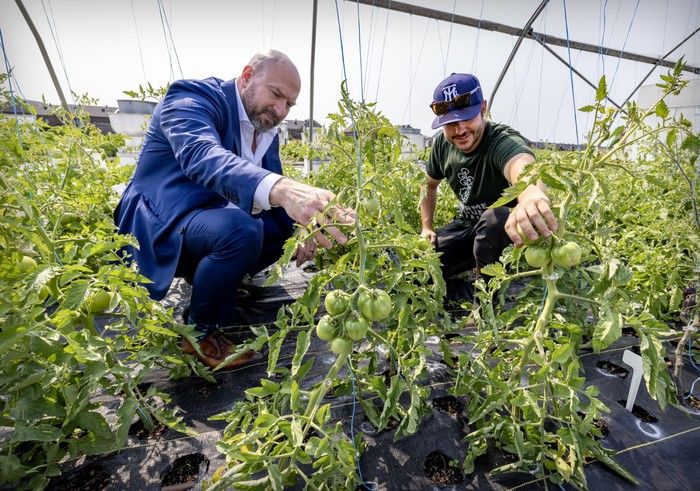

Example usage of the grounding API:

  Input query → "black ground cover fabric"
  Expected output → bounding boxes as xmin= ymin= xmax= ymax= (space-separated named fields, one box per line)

xmin=46 ymin=268 xmax=700 ymax=490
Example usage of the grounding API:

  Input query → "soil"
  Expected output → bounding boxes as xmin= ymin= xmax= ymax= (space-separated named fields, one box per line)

xmin=128 ymin=419 xmax=166 ymax=440
xmin=595 ymin=360 xmax=629 ymax=378
xmin=577 ymin=412 xmax=610 ymax=438
xmin=161 ymin=453 xmax=209 ymax=489
xmin=442 ymin=331 xmax=461 ymax=341
xmin=423 ymin=451 xmax=463 ymax=486
xmin=593 ymin=417 xmax=610 ymax=437
xmin=685 ymin=394 xmax=700 ymax=411
xmin=432 ymin=395 xmax=464 ymax=417
xmin=48 ymin=462 xmax=110 ymax=491
xmin=617 ymin=400 xmax=659 ymax=423
xmin=621 ymin=327 xmax=638 ymax=337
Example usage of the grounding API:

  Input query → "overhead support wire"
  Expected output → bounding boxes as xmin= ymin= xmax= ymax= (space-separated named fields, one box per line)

xmin=356 ymin=0 xmax=365 ymax=102
xmin=489 ymin=0 xmax=550 ymax=112
xmin=14 ymin=0 xmax=70 ymax=114
xmin=130 ymin=0 xmax=148 ymax=83
xmin=471 ymin=0 xmax=485 ymax=72
xmin=373 ymin=2 xmax=391 ymax=101
xmin=608 ymin=0 xmax=640 ymax=94
xmin=41 ymin=0 xmax=73 ymax=103
xmin=156 ymin=0 xmax=184 ymax=80
xmin=350 ymin=0 xmax=700 ymax=75
xmin=562 ymin=0 xmax=580 ymax=147
xmin=530 ymin=32 xmax=622 ymax=109
xmin=443 ymin=0 xmax=457 ymax=76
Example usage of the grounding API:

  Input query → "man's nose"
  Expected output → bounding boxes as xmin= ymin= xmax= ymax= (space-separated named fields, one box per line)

xmin=454 ymin=121 xmax=469 ymax=133
xmin=274 ymin=100 xmax=287 ymax=116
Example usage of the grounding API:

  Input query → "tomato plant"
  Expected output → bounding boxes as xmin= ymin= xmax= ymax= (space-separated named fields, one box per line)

xmin=450 ymin=64 xmax=696 ymax=488
xmin=0 ymin=82 xmax=203 ymax=488
xmin=207 ymin=83 xmax=447 ymax=490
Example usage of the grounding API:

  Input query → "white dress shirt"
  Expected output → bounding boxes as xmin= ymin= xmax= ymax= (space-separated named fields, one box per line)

xmin=234 ymin=81 xmax=284 ymax=214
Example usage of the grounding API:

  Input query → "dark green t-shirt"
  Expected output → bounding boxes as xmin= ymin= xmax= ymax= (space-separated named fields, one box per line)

xmin=426 ymin=122 xmax=534 ymax=225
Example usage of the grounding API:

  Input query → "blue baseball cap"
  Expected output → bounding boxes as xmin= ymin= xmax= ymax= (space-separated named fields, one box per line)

xmin=430 ymin=73 xmax=484 ymax=129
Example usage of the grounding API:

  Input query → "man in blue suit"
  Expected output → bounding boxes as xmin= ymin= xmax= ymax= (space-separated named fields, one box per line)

xmin=115 ymin=51 xmax=352 ymax=369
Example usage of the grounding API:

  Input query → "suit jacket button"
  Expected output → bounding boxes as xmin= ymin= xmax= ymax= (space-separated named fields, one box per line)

xmin=177 ymin=226 xmax=184 ymax=234
xmin=232 ymin=197 xmax=239 ymax=204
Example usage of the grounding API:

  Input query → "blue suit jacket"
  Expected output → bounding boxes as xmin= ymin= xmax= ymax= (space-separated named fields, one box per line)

xmin=115 ymin=77 xmax=293 ymax=300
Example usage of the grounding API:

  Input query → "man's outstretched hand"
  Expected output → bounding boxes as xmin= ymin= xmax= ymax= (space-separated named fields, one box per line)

xmin=270 ymin=177 xmax=355 ymax=252
xmin=505 ymin=186 xmax=558 ymax=247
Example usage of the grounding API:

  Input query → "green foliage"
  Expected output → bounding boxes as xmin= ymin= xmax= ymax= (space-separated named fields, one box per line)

xmin=450 ymin=65 xmax=697 ymax=489
xmin=0 ymin=83 xmax=201 ymax=488
xmin=122 ymin=82 xmax=169 ymax=102
xmin=280 ymin=138 xmax=309 ymax=163
xmin=208 ymin=85 xmax=448 ymax=489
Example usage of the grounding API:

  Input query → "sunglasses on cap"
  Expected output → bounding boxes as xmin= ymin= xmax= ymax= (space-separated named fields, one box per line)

xmin=429 ymin=85 xmax=481 ymax=116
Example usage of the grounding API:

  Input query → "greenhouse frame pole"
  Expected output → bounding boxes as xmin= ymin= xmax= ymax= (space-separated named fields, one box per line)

xmin=351 ymin=0 xmax=700 ymax=74
xmin=15 ymin=0 xmax=71 ymax=114
xmin=489 ymin=0 xmax=550 ymax=112
xmin=309 ymin=0 xmax=318 ymax=146
xmin=530 ymin=33 xmax=622 ymax=109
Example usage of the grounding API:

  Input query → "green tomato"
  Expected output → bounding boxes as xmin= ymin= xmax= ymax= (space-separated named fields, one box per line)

xmin=59 ymin=212 xmax=79 ymax=226
xmin=551 ymin=241 xmax=582 ymax=268
xmin=39 ymin=285 xmax=51 ymax=299
xmin=344 ymin=315 xmax=369 ymax=341
xmin=362 ymin=197 xmax=380 ymax=218
xmin=516 ymin=223 xmax=539 ymax=246
xmin=324 ymin=290 xmax=350 ymax=316
xmin=88 ymin=290 xmax=112 ymax=313
xmin=524 ymin=245 xmax=550 ymax=268
xmin=330 ymin=337 xmax=353 ymax=356
xmin=417 ymin=237 xmax=433 ymax=251
xmin=316 ymin=315 xmax=337 ymax=341
xmin=358 ymin=288 xmax=392 ymax=322
xmin=18 ymin=255 xmax=37 ymax=273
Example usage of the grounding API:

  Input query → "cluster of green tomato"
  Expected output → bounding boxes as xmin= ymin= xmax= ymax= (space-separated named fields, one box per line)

xmin=316 ymin=287 xmax=392 ymax=356
xmin=18 ymin=255 xmax=113 ymax=314
xmin=517 ymin=225 xmax=582 ymax=269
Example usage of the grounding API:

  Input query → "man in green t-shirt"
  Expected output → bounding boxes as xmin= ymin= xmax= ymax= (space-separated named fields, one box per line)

xmin=419 ymin=73 xmax=558 ymax=300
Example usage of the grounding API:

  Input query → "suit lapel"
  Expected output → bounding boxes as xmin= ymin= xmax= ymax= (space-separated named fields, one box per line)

xmin=221 ymin=79 xmax=242 ymax=155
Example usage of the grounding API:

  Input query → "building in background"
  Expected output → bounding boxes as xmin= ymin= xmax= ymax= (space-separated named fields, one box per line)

xmin=0 ymin=100 xmax=116 ymax=133
xmin=397 ymin=124 xmax=427 ymax=159
xmin=285 ymin=119 xmax=323 ymax=143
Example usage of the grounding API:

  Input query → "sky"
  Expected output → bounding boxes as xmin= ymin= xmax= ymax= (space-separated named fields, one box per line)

xmin=1 ymin=0 xmax=699 ymax=144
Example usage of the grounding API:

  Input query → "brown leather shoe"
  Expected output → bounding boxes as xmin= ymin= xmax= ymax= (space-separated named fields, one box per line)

xmin=180 ymin=330 xmax=259 ymax=370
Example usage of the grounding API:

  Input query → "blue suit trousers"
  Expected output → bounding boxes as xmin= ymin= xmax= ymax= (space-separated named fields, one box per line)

xmin=174 ymin=207 xmax=291 ymax=327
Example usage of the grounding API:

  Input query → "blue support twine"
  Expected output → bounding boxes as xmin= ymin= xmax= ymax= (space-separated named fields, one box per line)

xmin=562 ymin=0 xmax=580 ymax=148
xmin=333 ymin=1 xmax=375 ymax=485
xmin=687 ymin=336 xmax=700 ymax=372
xmin=349 ymin=363 xmax=378 ymax=490
xmin=0 ymin=27 xmax=23 ymax=147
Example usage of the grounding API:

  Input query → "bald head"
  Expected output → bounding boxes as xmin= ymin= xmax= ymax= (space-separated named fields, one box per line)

xmin=238 ymin=50 xmax=301 ymax=131
xmin=246 ymin=50 xmax=300 ymax=86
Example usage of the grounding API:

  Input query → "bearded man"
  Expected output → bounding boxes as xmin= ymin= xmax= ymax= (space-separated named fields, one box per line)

xmin=115 ymin=50 xmax=352 ymax=368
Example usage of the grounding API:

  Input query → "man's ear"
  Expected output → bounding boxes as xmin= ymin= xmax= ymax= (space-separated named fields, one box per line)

xmin=480 ymin=100 xmax=488 ymax=116
xmin=240 ymin=65 xmax=254 ymax=86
